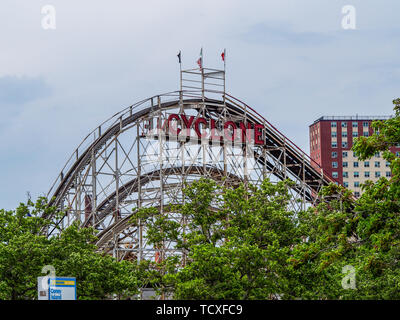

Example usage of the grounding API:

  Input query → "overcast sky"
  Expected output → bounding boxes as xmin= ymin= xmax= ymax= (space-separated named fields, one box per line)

xmin=1 ymin=0 xmax=400 ymax=209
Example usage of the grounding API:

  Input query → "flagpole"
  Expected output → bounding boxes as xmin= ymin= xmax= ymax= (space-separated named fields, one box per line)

xmin=223 ymin=49 xmax=226 ymax=104
xmin=179 ymin=50 xmax=182 ymax=91
xmin=200 ymin=48 xmax=204 ymax=102
xmin=178 ymin=50 xmax=183 ymax=111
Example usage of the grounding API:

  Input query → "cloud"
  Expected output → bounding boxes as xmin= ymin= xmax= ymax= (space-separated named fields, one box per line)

xmin=0 ymin=75 xmax=51 ymax=105
xmin=241 ymin=23 xmax=335 ymax=47
xmin=1 ymin=0 xmax=400 ymax=210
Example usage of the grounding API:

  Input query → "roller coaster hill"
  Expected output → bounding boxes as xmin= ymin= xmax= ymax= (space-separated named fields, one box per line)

xmin=43 ymin=58 xmax=337 ymax=264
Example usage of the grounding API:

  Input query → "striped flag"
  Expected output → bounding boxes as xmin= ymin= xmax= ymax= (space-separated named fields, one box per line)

xmin=197 ymin=48 xmax=203 ymax=70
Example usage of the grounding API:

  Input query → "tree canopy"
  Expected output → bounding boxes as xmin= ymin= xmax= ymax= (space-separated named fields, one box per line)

xmin=132 ymin=98 xmax=400 ymax=299
xmin=0 ymin=197 xmax=139 ymax=300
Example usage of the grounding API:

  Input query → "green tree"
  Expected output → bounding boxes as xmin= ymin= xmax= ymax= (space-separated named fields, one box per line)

xmin=132 ymin=99 xmax=400 ymax=300
xmin=132 ymin=178 xmax=303 ymax=299
xmin=350 ymin=98 xmax=400 ymax=298
xmin=289 ymin=184 xmax=362 ymax=299
xmin=290 ymin=98 xmax=400 ymax=299
xmin=0 ymin=197 xmax=139 ymax=300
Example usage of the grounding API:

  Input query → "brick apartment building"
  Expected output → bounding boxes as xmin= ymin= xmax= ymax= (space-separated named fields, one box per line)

xmin=309 ymin=116 xmax=400 ymax=197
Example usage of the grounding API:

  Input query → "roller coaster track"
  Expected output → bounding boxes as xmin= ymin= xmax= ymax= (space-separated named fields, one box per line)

xmin=45 ymin=90 xmax=336 ymax=259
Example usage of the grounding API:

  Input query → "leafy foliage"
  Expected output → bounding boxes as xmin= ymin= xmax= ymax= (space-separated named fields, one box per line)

xmin=133 ymin=99 xmax=400 ymax=300
xmin=133 ymin=179 xmax=304 ymax=299
xmin=291 ymin=98 xmax=400 ymax=299
xmin=0 ymin=198 xmax=139 ymax=300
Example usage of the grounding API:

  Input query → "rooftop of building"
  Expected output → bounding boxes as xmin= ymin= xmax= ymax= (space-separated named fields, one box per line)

xmin=311 ymin=115 xmax=394 ymax=125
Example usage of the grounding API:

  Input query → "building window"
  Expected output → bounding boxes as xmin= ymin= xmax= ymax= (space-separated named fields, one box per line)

xmin=331 ymin=122 xmax=337 ymax=128
xmin=363 ymin=132 xmax=369 ymax=137
xmin=342 ymin=122 xmax=347 ymax=128
xmin=396 ymin=152 xmax=400 ymax=157
xmin=331 ymin=132 xmax=337 ymax=137
xmin=332 ymin=172 xmax=338 ymax=178
xmin=386 ymin=161 xmax=391 ymax=167
xmin=332 ymin=152 xmax=337 ymax=158
xmin=353 ymin=152 xmax=357 ymax=157
xmin=354 ymin=191 xmax=360 ymax=197
xmin=343 ymin=182 xmax=349 ymax=188
xmin=342 ymin=151 xmax=348 ymax=158
xmin=386 ymin=171 xmax=391 ymax=177
xmin=364 ymin=171 xmax=370 ymax=178
xmin=352 ymin=132 xmax=358 ymax=137
xmin=332 ymin=161 xmax=338 ymax=168
xmin=375 ymin=161 xmax=380 ymax=168
xmin=343 ymin=161 xmax=348 ymax=168
xmin=343 ymin=172 xmax=348 ymax=178
xmin=354 ymin=181 xmax=360 ymax=187
xmin=375 ymin=152 xmax=380 ymax=157
xmin=363 ymin=121 xmax=369 ymax=127
xmin=354 ymin=162 xmax=359 ymax=168
xmin=342 ymin=132 xmax=347 ymax=137
xmin=342 ymin=142 xmax=348 ymax=148
xmin=332 ymin=142 xmax=337 ymax=148
xmin=352 ymin=122 xmax=358 ymax=128
xmin=375 ymin=171 xmax=381 ymax=178
xmin=364 ymin=161 xmax=369 ymax=167
xmin=354 ymin=172 xmax=359 ymax=178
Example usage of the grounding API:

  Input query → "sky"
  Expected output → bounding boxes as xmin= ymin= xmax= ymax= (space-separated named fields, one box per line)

xmin=1 ymin=0 xmax=400 ymax=209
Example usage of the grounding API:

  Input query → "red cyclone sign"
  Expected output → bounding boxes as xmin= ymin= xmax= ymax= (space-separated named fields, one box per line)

xmin=159 ymin=114 xmax=264 ymax=145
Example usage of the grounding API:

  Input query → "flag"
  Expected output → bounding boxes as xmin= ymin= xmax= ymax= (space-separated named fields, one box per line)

xmin=221 ymin=49 xmax=225 ymax=61
xmin=197 ymin=48 xmax=203 ymax=70
xmin=177 ymin=50 xmax=181 ymax=64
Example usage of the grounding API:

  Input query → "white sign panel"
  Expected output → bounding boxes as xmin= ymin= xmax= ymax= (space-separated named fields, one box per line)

xmin=49 ymin=277 xmax=76 ymax=300
xmin=38 ymin=277 xmax=77 ymax=300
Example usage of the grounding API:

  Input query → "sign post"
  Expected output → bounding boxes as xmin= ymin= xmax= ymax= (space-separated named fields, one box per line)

xmin=37 ymin=276 xmax=49 ymax=300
